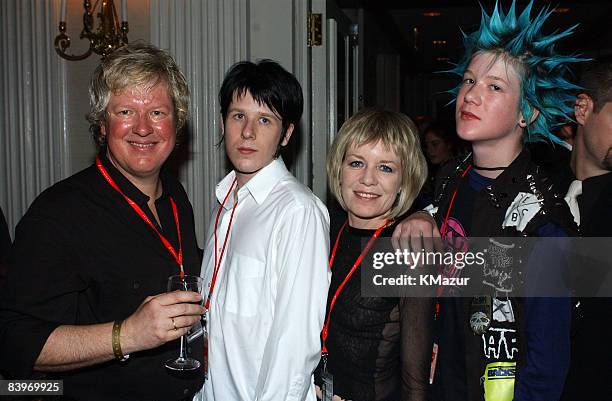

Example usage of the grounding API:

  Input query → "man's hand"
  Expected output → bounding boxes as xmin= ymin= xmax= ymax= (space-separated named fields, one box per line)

xmin=34 ymin=290 xmax=205 ymax=372
xmin=391 ymin=211 xmax=442 ymax=254
xmin=121 ymin=290 xmax=204 ymax=354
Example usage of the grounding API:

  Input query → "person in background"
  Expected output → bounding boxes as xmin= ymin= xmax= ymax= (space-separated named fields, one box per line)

xmin=423 ymin=121 xmax=457 ymax=168
xmin=0 ymin=43 xmax=205 ymax=400
xmin=197 ymin=60 xmax=330 ymax=401
xmin=315 ymin=109 xmax=433 ymax=401
xmin=560 ymin=55 xmax=612 ymax=401
xmin=415 ymin=121 xmax=462 ymax=209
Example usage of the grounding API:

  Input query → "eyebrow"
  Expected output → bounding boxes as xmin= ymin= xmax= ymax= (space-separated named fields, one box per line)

xmin=463 ymin=69 xmax=509 ymax=85
xmin=107 ymin=102 xmax=172 ymax=109
xmin=345 ymin=153 xmax=399 ymax=164
xmin=486 ymin=75 xmax=509 ymax=85
xmin=345 ymin=152 xmax=363 ymax=159
xmin=228 ymin=107 xmax=280 ymax=121
xmin=259 ymin=112 xmax=280 ymax=121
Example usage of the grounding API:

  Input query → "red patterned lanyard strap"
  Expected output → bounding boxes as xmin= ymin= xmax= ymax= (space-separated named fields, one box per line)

xmin=437 ymin=163 xmax=472 ymax=300
xmin=321 ymin=219 xmax=391 ymax=354
xmin=96 ymin=155 xmax=184 ymax=277
xmin=440 ymin=164 xmax=472 ymax=238
xmin=204 ymin=177 xmax=238 ymax=311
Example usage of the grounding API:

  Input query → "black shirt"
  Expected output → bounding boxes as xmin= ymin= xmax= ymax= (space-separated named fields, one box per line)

xmin=561 ymin=171 xmax=612 ymax=401
xmin=316 ymin=209 xmax=434 ymax=401
xmin=0 ymin=152 xmax=204 ymax=400
xmin=578 ymin=171 xmax=612 ymax=237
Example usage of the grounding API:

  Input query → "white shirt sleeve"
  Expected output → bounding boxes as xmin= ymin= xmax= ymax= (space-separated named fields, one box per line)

xmin=253 ymin=203 xmax=331 ymax=401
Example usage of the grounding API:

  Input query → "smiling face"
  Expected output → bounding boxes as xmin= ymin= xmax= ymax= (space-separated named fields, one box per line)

xmin=223 ymin=90 xmax=294 ymax=187
xmin=340 ymin=140 xmax=402 ymax=229
xmin=102 ymin=82 xmax=176 ymax=188
xmin=455 ymin=52 xmax=526 ymax=155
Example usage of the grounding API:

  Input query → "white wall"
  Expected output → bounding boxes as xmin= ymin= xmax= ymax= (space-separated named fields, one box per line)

xmin=248 ymin=0 xmax=312 ymax=191
xmin=0 ymin=0 xmax=67 ymax=237
xmin=249 ymin=0 xmax=293 ymax=69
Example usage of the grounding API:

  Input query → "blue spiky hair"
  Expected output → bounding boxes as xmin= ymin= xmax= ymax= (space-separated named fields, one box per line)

xmin=448 ymin=0 xmax=585 ymax=143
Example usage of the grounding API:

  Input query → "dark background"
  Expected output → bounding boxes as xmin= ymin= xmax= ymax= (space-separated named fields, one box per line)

xmin=336 ymin=0 xmax=612 ymax=121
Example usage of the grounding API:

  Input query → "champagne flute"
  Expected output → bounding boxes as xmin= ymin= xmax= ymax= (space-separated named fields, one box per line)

xmin=165 ymin=274 xmax=203 ymax=371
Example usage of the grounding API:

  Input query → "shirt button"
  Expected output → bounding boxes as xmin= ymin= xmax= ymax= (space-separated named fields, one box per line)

xmin=133 ymin=281 xmax=140 ymax=289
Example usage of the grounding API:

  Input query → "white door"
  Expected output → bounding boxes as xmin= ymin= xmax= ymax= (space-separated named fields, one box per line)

xmin=310 ymin=0 xmax=361 ymax=201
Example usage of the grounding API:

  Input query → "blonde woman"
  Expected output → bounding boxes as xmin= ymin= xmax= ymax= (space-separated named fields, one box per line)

xmin=316 ymin=109 xmax=433 ymax=401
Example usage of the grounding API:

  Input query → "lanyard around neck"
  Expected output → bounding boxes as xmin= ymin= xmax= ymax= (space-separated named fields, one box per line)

xmin=96 ymin=155 xmax=184 ymax=277
xmin=204 ymin=177 xmax=238 ymax=310
xmin=321 ymin=219 xmax=390 ymax=354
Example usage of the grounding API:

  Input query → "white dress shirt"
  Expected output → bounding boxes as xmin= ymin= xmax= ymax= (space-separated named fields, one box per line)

xmin=196 ymin=158 xmax=330 ymax=401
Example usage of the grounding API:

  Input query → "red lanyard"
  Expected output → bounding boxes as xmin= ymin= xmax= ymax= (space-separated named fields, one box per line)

xmin=440 ymin=164 xmax=472 ymax=238
xmin=204 ymin=178 xmax=238 ymax=310
xmin=96 ymin=155 xmax=184 ymax=276
xmin=438 ymin=164 xmax=472 ymax=298
xmin=321 ymin=219 xmax=390 ymax=353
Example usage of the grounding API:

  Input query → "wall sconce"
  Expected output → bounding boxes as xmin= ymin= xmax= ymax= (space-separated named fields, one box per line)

xmin=54 ymin=0 xmax=129 ymax=61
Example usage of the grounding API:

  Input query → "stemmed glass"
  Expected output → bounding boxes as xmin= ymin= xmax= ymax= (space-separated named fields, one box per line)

xmin=165 ymin=274 xmax=203 ymax=371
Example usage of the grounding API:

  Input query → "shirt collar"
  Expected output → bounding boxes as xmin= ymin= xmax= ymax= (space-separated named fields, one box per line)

xmin=98 ymin=149 xmax=169 ymax=206
xmin=216 ymin=158 xmax=290 ymax=208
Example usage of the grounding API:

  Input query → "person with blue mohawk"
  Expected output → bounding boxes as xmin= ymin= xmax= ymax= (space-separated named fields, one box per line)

xmin=394 ymin=1 xmax=583 ymax=401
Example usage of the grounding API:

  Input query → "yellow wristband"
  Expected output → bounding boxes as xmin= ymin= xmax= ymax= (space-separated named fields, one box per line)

xmin=112 ymin=320 xmax=130 ymax=362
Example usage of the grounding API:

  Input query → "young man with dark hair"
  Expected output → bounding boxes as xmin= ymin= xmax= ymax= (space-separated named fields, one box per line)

xmin=197 ymin=60 xmax=330 ymax=401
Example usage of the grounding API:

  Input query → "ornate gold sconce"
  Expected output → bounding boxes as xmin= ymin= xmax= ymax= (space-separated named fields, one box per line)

xmin=54 ymin=0 xmax=129 ymax=61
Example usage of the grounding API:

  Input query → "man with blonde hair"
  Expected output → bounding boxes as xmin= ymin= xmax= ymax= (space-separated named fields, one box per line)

xmin=0 ymin=43 xmax=205 ymax=400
